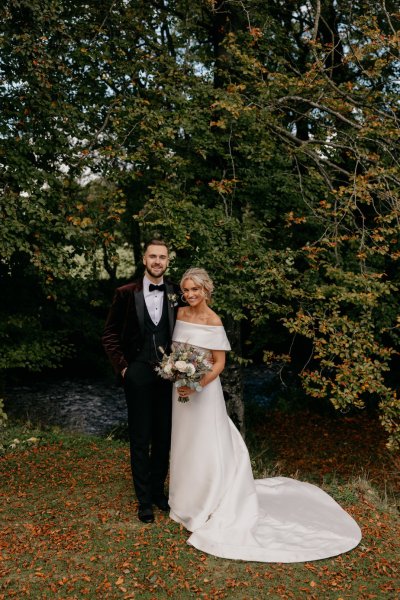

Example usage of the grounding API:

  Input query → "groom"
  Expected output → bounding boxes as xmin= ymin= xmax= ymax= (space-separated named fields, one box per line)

xmin=102 ymin=238 xmax=181 ymax=523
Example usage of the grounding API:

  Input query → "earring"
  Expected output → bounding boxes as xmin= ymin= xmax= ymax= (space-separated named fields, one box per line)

xmin=181 ymin=293 xmax=188 ymax=303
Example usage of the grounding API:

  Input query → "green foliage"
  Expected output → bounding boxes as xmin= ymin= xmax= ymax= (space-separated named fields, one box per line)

xmin=0 ymin=1 xmax=399 ymax=447
xmin=133 ymin=1 xmax=400 ymax=448
xmin=0 ymin=314 xmax=73 ymax=371
xmin=0 ymin=399 xmax=7 ymax=428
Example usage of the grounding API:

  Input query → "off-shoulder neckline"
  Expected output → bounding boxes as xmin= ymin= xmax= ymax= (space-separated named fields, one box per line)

xmin=176 ymin=319 xmax=223 ymax=328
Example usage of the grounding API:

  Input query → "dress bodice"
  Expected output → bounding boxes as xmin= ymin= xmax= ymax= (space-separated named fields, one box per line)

xmin=172 ymin=320 xmax=231 ymax=352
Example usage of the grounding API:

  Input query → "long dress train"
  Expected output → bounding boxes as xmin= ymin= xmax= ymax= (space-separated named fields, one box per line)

xmin=169 ymin=321 xmax=361 ymax=563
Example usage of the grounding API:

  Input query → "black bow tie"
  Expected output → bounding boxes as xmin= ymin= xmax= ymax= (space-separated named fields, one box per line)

xmin=149 ymin=283 xmax=165 ymax=292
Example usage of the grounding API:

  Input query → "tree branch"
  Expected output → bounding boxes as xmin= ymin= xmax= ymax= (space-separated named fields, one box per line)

xmin=275 ymin=95 xmax=362 ymax=130
xmin=270 ymin=123 xmax=352 ymax=177
xmin=312 ymin=0 xmax=321 ymax=42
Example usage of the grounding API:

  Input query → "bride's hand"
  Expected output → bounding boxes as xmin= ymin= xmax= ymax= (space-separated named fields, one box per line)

xmin=177 ymin=386 xmax=194 ymax=398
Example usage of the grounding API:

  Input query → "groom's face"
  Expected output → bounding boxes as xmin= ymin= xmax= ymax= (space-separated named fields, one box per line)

xmin=143 ymin=244 xmax=169 ymax=281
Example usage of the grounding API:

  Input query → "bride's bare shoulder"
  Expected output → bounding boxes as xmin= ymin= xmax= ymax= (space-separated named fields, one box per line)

xmin=176 ymin=306 xmax=222 ymax=326
xmin=206 ymin=310 xmax=223 ymax=326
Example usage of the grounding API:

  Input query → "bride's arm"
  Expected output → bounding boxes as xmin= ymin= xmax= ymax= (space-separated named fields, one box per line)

xmin=200 ymin=350 xmax=225 ymax=388
xmin=177 ymin=350 xmax=225 ymax=398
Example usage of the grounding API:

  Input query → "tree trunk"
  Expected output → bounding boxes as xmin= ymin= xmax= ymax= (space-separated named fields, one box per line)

xmin=221 ymin=317 xmax=245 ymax=438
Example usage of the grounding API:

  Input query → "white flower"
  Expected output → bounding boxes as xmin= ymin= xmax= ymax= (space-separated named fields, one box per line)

xmin=175 ymin=360 xmax=190 ymax=372
xmin=163 ymin=363 xmax=173 ymax=375
xmin=168 ymin=293 xmax=178 ymax=306
xmin=185 ymin=363 xmax=196 ymax=376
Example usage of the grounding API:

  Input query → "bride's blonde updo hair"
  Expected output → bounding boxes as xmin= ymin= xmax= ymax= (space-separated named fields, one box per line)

xmin=180 ymin=267 xmax=214 ymax=302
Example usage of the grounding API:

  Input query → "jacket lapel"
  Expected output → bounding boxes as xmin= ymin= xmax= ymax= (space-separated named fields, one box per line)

xmin=134 ymin=287 xmax=145 ymax=338
xmin=165 ymin=282 xmax=175 ymax=338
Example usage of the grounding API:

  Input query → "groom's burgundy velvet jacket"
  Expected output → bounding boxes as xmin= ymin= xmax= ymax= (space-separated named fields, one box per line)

xmin=102 ymin=279 xmax=181 ymax=383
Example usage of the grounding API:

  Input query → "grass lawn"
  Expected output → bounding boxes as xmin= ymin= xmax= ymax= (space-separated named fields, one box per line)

xmin=0 ymin=408 xmax=399 ymax=599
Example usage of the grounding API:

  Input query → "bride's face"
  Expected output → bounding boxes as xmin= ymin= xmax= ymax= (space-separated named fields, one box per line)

xmin=182 ymin=278 xmax=206 ymax=308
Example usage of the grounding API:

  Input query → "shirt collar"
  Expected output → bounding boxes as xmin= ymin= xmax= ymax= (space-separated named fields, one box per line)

xmin=143 ymin=275 xmax=164 ymax=293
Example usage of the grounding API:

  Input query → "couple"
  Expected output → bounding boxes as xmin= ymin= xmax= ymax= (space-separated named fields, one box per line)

xmin=102 ymin=238 xmax=361 ymax=562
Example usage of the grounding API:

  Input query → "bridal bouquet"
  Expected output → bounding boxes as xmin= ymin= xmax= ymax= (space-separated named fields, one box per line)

xmin=155 ymin=343 xmax=212 ymax=402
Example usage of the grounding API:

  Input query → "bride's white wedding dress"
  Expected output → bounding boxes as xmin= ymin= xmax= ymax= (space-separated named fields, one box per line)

xmin=169 ymin=321 xmax=362 ymax=563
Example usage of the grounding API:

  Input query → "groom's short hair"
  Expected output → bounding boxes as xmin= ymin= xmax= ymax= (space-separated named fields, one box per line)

xmin=143 ymin=238 xmax=169 ymax=254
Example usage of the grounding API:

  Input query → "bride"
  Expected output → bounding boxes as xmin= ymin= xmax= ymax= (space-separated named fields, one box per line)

xmin=168 ymin=267 xmax=361 ymax=563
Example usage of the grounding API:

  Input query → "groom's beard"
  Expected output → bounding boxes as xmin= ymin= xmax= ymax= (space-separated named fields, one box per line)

xmin=145 ymin=266 xmax=167 ymax=280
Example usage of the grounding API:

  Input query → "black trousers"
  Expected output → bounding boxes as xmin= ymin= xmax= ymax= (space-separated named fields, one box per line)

xmin=124 ymin=361 xmax=172 ymax=506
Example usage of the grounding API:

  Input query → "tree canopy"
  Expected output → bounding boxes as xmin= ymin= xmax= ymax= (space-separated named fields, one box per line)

xmin=1 ymin=0 xmax=399 ymax=447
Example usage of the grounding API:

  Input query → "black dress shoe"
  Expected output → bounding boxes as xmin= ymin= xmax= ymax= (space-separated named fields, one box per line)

xmin=152 ymin=495 xmax=169 ymax=512
xmin=138 ymin=505 xmax=154 ymax=523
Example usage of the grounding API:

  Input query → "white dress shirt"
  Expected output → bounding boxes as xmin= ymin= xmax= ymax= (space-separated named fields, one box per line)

xmin=143 ymin=276 xmax=164 ymax=325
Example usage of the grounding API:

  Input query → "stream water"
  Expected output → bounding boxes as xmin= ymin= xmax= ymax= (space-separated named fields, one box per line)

xmin=4 ymin=367 xmax=276 ymax=437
